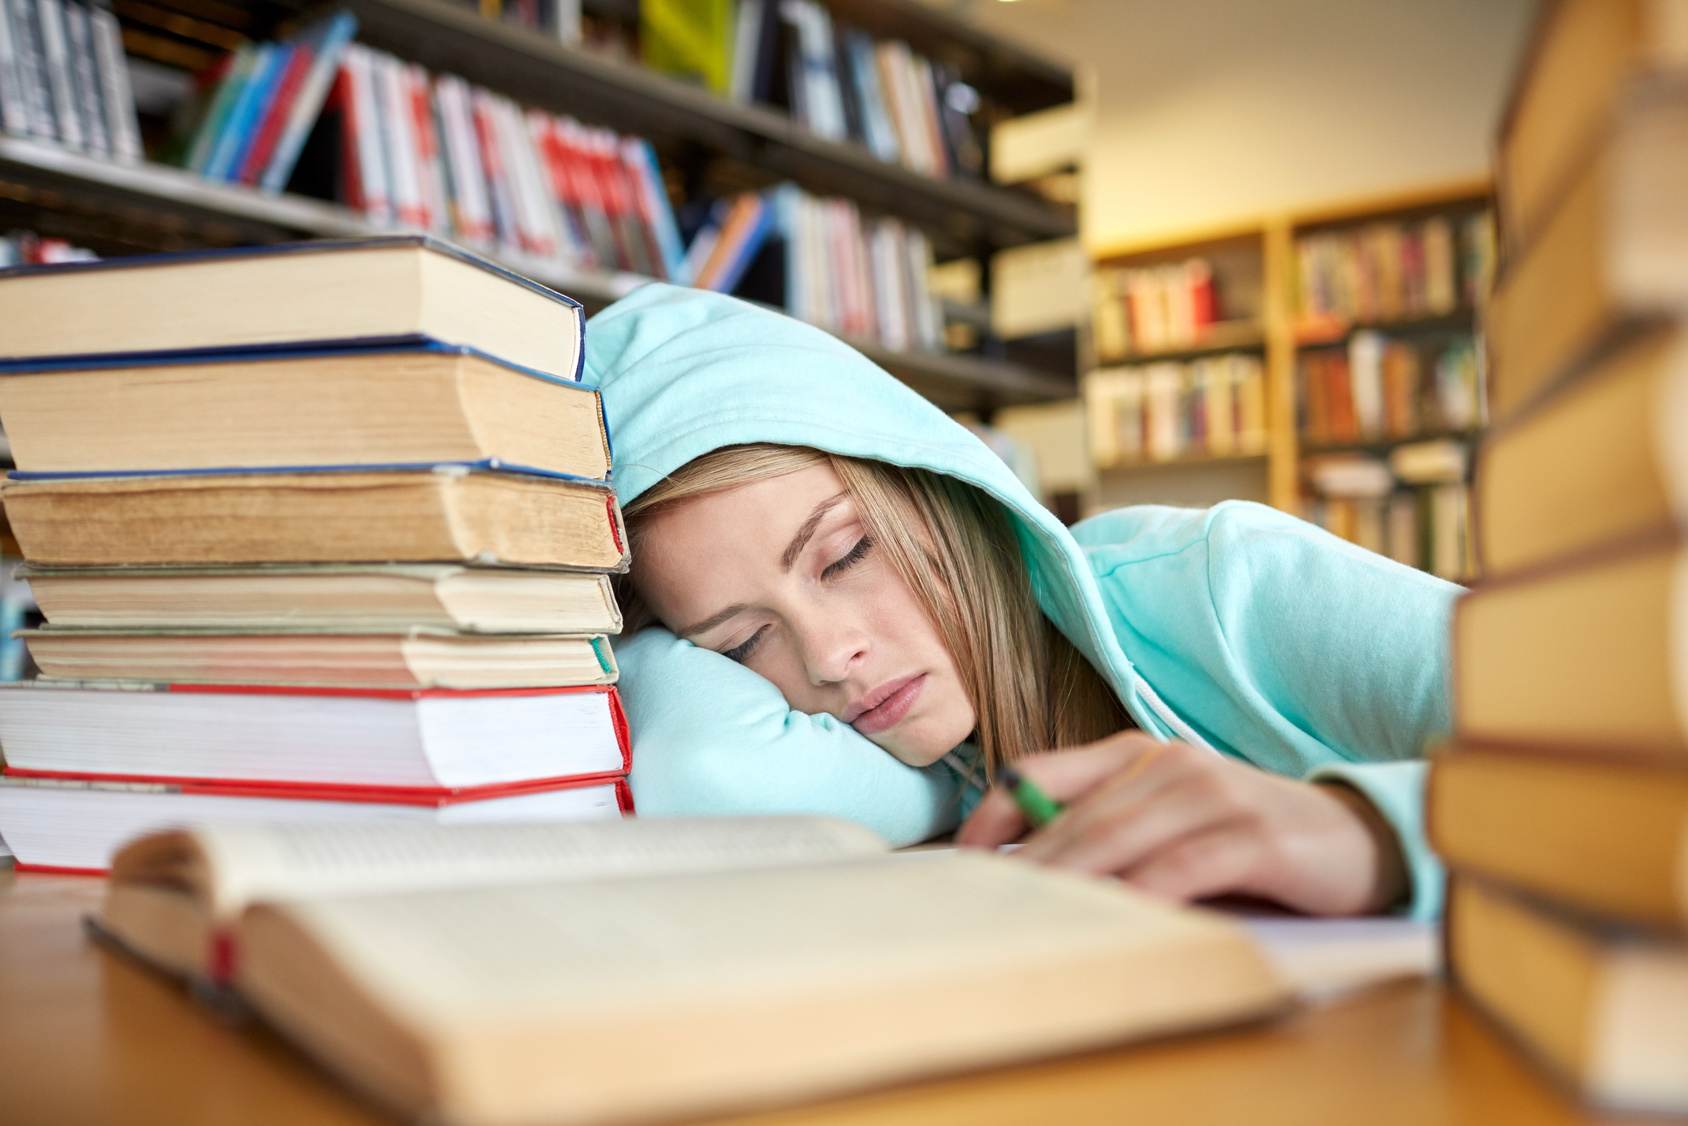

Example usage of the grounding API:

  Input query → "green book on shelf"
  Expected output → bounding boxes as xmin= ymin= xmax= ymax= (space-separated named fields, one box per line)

xmin=641 ymin=0 xmax=735 ymax=96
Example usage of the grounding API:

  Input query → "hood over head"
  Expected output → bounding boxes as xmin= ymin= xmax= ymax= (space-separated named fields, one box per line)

xmin=586 ymin=282 xmax=1175 ymax=738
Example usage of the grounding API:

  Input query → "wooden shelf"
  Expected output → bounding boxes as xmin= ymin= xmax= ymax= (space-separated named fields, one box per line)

xmin=1299 ymin=429 xmax=1481 ymax=457
xmin=310 ymin=0 xmax=1074 ymax=257
xmin=0 ymin=136 xmax=1068 ymax=406
xmin=1293 ymin=310 xmax=1477 ymax=346
xmin=1097 ymin=451 xmax=1268 ymax=472
xmin=1100 ymin=321 xmax=1266 ymax=365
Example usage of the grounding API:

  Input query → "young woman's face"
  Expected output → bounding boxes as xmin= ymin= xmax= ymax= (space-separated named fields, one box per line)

xmin=634 ymin=462 xmax=977 ymax=767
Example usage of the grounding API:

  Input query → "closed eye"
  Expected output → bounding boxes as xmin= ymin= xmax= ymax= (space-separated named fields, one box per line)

xmin=823 ymin=535 xmax=873 ymax=579
xmin=722 ymin=626 xmax=768 ymax=664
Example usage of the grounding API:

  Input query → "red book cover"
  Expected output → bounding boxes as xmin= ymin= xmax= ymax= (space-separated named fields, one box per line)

xmin=331 ymin=66 xmax=362 ymax=212
xmin=2 ymin=766 xmax=630 ymax=808
xmin=237 ymin=43 xmax=316 ymax=185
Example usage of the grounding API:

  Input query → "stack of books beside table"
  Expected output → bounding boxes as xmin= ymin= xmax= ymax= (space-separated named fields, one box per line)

xmin=1428 ymin=0 xmax=1688 ymax=1109
xmin=0 ymin=236 xmax=634 ymax=871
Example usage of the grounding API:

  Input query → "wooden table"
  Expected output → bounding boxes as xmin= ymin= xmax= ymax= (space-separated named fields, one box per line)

xmin=0 ymin=870 xmax=1668 ymax=1126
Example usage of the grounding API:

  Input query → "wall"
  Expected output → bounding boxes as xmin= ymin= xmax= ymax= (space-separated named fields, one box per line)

xmin=966 ymin=0 xmax=1538 ymax=248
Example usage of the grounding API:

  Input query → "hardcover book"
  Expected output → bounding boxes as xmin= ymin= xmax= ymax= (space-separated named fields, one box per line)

xmin=0 ymin=466 xmax=628 ymax=570
xmin=0 ymin=237 xmax=585 ymax=382
xmin=0 ymin=344 xmax=611 ymax=478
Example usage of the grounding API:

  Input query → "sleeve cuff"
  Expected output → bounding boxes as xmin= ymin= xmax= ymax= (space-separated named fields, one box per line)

xmin=1305 ymin=758 xmax=1443 ymax=920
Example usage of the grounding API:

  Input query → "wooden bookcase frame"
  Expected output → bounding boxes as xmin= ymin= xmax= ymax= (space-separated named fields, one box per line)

xmin=1086 ymin=176 xmax=1493 ymax=515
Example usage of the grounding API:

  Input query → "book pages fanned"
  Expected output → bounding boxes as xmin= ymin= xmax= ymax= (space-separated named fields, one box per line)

xmin=235 ymin=851 xmax=1290 ymax=1126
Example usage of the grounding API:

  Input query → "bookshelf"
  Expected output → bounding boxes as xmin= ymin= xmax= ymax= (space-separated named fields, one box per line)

xmin=0 ymin=0 xmax=1080 ymax=412
xmin=1084 ymin=179 xmax=1495 ymax=580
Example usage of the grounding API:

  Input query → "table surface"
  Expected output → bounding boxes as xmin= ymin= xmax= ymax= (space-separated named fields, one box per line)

xmin=0 ymin=870 xmax=1671 ymax=1126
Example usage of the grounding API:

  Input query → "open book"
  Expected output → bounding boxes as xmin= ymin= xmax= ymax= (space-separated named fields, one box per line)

xmin=100 ymin=817 xmax=1291 ymax=1126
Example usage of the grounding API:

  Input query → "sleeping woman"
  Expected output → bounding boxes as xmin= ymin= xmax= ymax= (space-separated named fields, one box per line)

xmin=593 ymin=283 xmax=1457 ymax=919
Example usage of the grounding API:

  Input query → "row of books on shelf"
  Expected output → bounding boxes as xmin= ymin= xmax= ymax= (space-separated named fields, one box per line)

xmin=0 ymin=237 xmax=634 ymax=873
xmin=1297 ymin=332 xmax=1483 ymax=448
xmin=774 ymin=183 xmax=943 ymax=353
xmin=646 ymin=0 xmax=983 ymax=181
xmin=0 ymin=0 xmax=142 ymax=159
xmin=172 ymin=27 xmax=687 ymax=282
xmin=1085 ymin=353 xmax=1267 ymax=468
xmin=1091 ymin=257 xmax=1221 ymax=359
xmin=1301 ymin=439 xmax=1471 ymax=579
xmin=1294 ymin=211 xmax=1495 ymax=328
xmin=1302 ymin=482 xmax=1471 ymax=581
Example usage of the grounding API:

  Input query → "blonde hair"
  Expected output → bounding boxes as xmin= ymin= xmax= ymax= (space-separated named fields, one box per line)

xmin=620 ymin=444 xmax=1129 ymax=778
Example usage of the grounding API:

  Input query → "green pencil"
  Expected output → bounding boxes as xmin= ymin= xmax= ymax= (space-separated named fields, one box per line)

xmin=1000 ymin=767 xmax=1063 ymax=828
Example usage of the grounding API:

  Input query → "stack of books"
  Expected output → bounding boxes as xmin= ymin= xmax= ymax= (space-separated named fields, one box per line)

xmin=0 ymin=236 xmax=633 ymax=873
xmin=1427 ymin=0 xmax=1688 ymax=1109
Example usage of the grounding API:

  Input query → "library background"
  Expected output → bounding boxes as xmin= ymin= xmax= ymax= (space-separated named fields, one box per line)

xmin=0 ymin=0 xmax=1531 ymax=681
xmin=21 ymin=0 xmax=1688 ymax=1121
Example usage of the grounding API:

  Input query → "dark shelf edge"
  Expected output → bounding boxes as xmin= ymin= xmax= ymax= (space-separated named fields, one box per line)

xmin=0 ymin=137 xmax=1072 ymax=405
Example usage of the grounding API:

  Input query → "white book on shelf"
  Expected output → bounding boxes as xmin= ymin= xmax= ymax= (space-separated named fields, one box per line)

xmin=1347 ymin=330 xmax=1386 ymax=439
xmin=868 ymin=217 xmax=909 ymax=352
xmin=903 ymin=224 xmax=941 ymax=351
xmin=342 ymin=45 xmax=393 ymax=223
xmin=373 ymin=50 xmax=427 ymax=230
xmin=408 ymin=63 xmax=452 ymax=237
xmin=727 ymin=0 xmax=761 ymax=104
xmin=32 ymin=0 xmax=81 ymax=149
xmin=434 ymin=74 xmax=494 ymax=246
xmin=0 ymin=0 xmax=29 ymax=135
xmin=86 ymin=5 xmax=140 ymax=162
xmin=62 ymin=2 xmax=107 ymax=157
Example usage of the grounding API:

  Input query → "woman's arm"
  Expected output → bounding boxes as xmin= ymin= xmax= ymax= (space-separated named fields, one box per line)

xmin=614 ymin=627 xmax=966 ymax=846
xmin=1038 ymin=502 xmax=1458 ymax=916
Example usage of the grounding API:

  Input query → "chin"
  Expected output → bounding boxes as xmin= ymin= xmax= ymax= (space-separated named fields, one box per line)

xmin=877 ymin=718 xmax=973 ymax=769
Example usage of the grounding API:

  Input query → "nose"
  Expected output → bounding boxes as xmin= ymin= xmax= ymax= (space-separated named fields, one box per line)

xmin=791 ymin=603 xmax=869 ymax=686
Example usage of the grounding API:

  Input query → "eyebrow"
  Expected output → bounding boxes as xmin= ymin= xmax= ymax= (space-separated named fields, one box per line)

xmin=677 ymin=491 xmax=850 ymax=640
xmin=781 ymin=491 xmax=849 ymax=571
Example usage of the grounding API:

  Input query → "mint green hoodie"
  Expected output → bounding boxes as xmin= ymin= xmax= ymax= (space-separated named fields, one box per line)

xmin=590 ymin=284 xmax=1457 ymax=919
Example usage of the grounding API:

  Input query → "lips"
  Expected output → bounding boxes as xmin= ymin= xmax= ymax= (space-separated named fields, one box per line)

xmin=845 ymin=673 xmax=927 ymax=735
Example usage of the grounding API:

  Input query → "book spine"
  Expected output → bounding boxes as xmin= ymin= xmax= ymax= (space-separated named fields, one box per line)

xmin=6 ymin=0 xmax=55 ymax=140
xmin=373 ymin=50 xmax=426 ymax=229
xmin=259 ymin=13 xmax=357 ymax=191
xmin=62 ymin=1 xmax=105 ymax=155
xmin=620 ymin=135 xmax=686 ymax=283
xmin=409 ymin=64 xmax=452 ymax=237
xmin=0 ymin=0 xmax=31 ymax=135
xmin=86 ymin=5 xmax=140 ymax=161
xmin=237 ymin=40 xmax=312 ymax=185
xmin=32 ymin=0 xmax=81 ymax=149
xmin=344 ymin=45 xmax=392 ymax=223
xmin=183 ymin=46 xmax=248 ymax=174
xmin=208 ymin=42 xmax=281 ymax=180
xmin=435 ymin=75 xmax=494 ymax=245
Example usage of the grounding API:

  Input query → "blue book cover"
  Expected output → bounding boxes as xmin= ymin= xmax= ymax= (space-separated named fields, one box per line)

xmin=204 ymin=42 xmax=280 ymax=181
xmin=260 ymin=11 xmax=359 ymax=193
xmin=6 ymin=460 xmax=616 ymax=489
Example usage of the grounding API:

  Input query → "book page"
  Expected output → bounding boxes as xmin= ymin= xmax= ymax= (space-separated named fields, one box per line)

xmin=240 ymin=852 xmax=1287 ymax=1125
xmin=141 ymin=816 xmax=888 ymax=918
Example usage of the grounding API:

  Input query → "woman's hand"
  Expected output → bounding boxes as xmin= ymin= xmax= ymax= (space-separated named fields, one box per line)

xmin=956 ymin=732 xmax=1409 ymax=916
